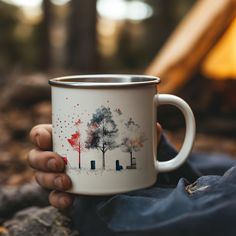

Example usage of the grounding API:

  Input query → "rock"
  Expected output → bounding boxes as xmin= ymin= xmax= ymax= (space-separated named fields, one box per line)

xmin=3 ymin=207 xmax=79 ymax=236
xmin=1 ymin=73 xmax=50 ymax=108
xmin=0 ymin=181 xmax=49 ymax=221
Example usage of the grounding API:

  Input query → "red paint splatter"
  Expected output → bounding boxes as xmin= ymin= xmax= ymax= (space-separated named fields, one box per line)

xmin=75 ymin=119 xmax=81 ymax=126
xmin=62 ymin=157 xmax=68 ymax=165
xmin=68 ymin=132 xmax=81 ymax=148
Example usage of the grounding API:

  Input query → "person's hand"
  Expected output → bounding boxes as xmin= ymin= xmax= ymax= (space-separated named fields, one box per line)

xmin=28 ymin=123 xmax=162 ymax=209
xmin=28 ymin=124 xmax=74 ymax=209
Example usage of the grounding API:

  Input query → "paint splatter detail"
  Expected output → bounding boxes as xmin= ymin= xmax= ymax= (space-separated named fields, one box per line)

xmin=62 ymin=157 xmax=68 ymax=165
xmin=114 ymin=108 xmax=122 ymax=116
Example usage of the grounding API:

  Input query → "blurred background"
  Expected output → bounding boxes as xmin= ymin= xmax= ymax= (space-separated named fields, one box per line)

xmin=0 ymin=0 xmax=196 ymax=74
xmin=0 ymin=0 xmax=236 ymax=187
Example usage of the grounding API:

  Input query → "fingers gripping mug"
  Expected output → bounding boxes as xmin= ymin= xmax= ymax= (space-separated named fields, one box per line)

xmin=49 ymin=75 xmax=195 ymax=195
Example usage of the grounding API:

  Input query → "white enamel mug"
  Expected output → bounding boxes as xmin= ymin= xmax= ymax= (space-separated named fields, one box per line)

xmin=49 ymin=75 xmax=195 ymax=195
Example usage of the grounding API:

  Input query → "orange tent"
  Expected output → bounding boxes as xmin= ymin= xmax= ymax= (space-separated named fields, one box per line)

xmin=146 ymin=0 xmax=236 ymax=93
xmin=202 ymin=18 xmax=236 ymax=80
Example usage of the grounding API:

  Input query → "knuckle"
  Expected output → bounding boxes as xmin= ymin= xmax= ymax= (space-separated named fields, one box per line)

xmin=28 ymin=149 xmax=46 ymax=170
xmin=35 ymin=172 xmax=70 ymax=191
xmin=49 ymin=191 xmax=73 ymax=209
xmin=27 ymin=149 xmax=37 ymax=166
xmin=47 ymin=155 xmax=65 ymax=172
xmin=54 ymin=174 xmax=71 ymax=190
xmin=28 ymin=148 xmax=64 ymax=172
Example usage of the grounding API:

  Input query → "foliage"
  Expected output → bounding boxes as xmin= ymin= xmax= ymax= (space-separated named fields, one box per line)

xmin=121 ymin=118 xmax=146 ymax=166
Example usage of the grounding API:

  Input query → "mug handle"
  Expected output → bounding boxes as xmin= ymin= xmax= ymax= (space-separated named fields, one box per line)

xmin=154 ymin=94 xmax=196 ymax=172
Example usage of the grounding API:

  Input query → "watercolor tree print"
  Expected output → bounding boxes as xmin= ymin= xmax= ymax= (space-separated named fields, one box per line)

xmin=121 ymin=118 xmax=146 ymax=169
xmin=85 ymin=106 xmax=119 ymax=169
xmin=67 ymin=119 xmax=83 ymax=168
xmin=65 ymin=104 xmax=147 ymax=171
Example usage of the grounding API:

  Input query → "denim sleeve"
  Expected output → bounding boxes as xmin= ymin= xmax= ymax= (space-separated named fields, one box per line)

xmin=69 ymin=134 xmax=236 ymax=236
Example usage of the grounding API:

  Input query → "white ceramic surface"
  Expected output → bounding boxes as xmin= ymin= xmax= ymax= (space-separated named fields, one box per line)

xmin=50 ymin=75 xmax=195 ymax=195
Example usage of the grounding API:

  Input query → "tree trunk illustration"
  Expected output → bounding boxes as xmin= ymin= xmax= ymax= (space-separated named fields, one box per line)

xmin=130 ymin=152 xmax=133 ymax=166
xmin=102 ymin=143 xmax=105 ymax=169
xmin=78 ymin=150 xmax=81 ymax=169
xmin=102 ymin=151 xmax=105 ymax=170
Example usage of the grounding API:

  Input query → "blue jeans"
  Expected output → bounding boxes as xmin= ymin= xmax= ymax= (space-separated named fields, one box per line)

xmin=70 ymin=135 xmax=236 ymax=236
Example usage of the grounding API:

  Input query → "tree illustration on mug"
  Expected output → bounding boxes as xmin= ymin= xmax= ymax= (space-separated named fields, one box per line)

xmin=121 ymin=118 xmax=146 ymax=169
xmin=67 ymin=119 xmax=83 ymax=169
xmin=85 ymin=106 xmax=119 ymax=169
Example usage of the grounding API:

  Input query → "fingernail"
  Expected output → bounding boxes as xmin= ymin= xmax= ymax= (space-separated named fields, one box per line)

xmin=47 ymin=158 xmax=58 ymax=171
xmin=54 ymin=177 xmax=63 ymax=189
xmin=59 ymin=196 xmax=70 ymax=207
xmin=35 ymin=133 xmax=41 ymax=147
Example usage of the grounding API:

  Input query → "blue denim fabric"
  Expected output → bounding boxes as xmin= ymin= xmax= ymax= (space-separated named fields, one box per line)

xmin=70 ymin=135 xmax=236 ymax=236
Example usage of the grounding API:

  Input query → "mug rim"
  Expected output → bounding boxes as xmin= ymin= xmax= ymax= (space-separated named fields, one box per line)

xmin=49 ymin=74 xmax=160 ymax=88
